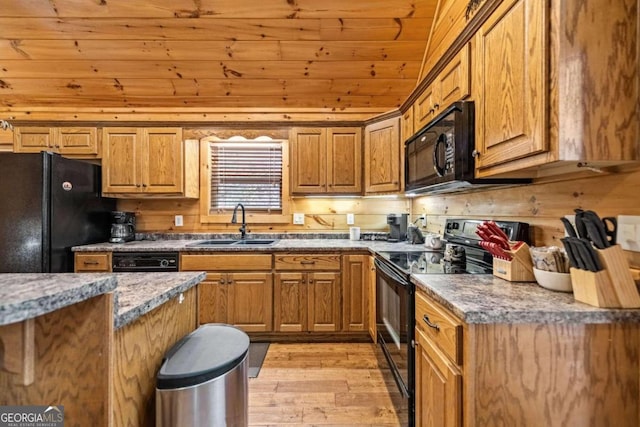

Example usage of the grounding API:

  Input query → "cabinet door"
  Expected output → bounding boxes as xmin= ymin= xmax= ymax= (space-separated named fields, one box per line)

xmin=274 ymin=272 xmax=307 ymax=332
xmin=367 ymin=256 xmax=377 ymax=342
xmin=437 ymin=43 xmax=471 ymax=110
xmin=308 ymin=272 xmax=341 ymax=332
xmin=102 ymin=128 xmax=142 ymax=193
xmin=326 ymin=127 xmax=362 ymax=193
xmin=228 ymin=272 xmax=273 ymax=332
xmin=414 ymin=83 xmax=440 ymax=131
xmin=290 ymin=128 xmax=327 ymax=193
xmin=13 ymin=127 xmax=54 ymax=153
xmin=342 ymin=255 xmax=368 ymax=332
xmin=415 ymin=327 xmax=462 ymax=427
xmin=473 ymin=0 xmax=548 ymax=173
xmin=198 ymin=273 xmax=228 ymax=325
xmin=74 ymin=252 xmax=111 ymax=272
xmin=143 ymin=128 xmax=183 ymax=193
xmin=0 ymin=127 xmax=13 ymax=152
xmin=58 ymin=127 xmax=99 ymax=157
xmin=364 ymin=117 xmax=401 ymax=194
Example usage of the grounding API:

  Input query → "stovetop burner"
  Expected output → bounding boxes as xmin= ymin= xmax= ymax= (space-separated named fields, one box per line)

xmin=376 ymin=250 xmax=492 ymax=275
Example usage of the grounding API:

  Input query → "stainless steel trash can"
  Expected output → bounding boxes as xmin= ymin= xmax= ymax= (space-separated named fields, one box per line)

xmin=156 ymin=324 xmax=250 ymax=427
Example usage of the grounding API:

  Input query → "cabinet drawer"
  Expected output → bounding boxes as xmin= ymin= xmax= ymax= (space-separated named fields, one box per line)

xmin=274 ymin=254 xmax=340 ymax=271
xmin=415 ymin=290 xmax=462 ymax=364
xmin=75 ymin=253 xmax=111 ymax=272
xmin=181 ymin=254 xmax=272 ymax=271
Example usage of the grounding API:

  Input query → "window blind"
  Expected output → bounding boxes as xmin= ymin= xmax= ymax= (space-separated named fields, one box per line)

xmin=209 ymin=141 xmax=283 ymax=211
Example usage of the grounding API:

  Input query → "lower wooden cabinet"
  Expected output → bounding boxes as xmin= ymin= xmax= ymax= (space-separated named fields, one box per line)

xmin=274 ymin=271 xmax=341 ymax=332
xmin=342 ymin=254 xmax=369 ymax=332
xmin=74 ymin=252 xmax=111 ymax=272
xmin=367 ymin=256 xmax=377 ymax=342
xmin=415 ymin=327 xmax=462 ymax=427
xmin=415 ymin=289 xmax=463 ymax=427
xmin=181 ymin=254 xmax=273 ymax=332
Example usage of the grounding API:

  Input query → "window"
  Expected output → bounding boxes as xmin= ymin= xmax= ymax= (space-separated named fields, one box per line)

xmin=200 ymin=136 xmax=290 ymax=224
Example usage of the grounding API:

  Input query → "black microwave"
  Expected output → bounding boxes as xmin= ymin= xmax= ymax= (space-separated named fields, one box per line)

xmin=404 ymin=101 xmax=529 ymax=194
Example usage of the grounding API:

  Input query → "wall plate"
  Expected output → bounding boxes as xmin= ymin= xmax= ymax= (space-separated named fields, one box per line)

xmin=293 ymin=213 xmax=305 ymax=225
xmin=346 ymin=213 xmax=355 ymax=225
xmin=175 ymin=215 xmax=184 ymax=227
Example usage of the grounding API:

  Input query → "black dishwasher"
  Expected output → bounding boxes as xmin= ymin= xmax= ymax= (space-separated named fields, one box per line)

xmin=112 ymin=252 xmax=179 ymax=272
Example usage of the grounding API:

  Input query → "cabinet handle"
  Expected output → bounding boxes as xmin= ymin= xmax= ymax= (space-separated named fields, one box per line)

xmin=433 ymin=103 xmax=440 ymax=110
xmin=219 ymin=278 xmax=226 ymax=285
xmin=308 ymin=279 xmax=313 ymax=284
xmin=135 ymin=184 xmax=141 ymax=188
xmin=142 ymin=183 xmax=147 ymax=188
xmin=83 ymin=260 xmax=99 ymax=265
xmin=472 ymin=150 xmax=480 ymax=158
xmin=423 ymin=315 xmax=440 ymax=331
xmin=300 ymin=260 xmax=316 ymax=265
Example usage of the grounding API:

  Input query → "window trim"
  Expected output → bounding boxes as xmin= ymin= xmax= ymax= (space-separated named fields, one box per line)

xmin=199 ymin=135 xmax=291 ymax=224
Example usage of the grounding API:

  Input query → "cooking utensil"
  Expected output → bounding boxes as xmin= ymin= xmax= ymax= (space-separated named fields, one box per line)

xmin=561 ymin=237 xmax=584 ymax=270
xmin=583 ymin=217 xmax=609 ymax=249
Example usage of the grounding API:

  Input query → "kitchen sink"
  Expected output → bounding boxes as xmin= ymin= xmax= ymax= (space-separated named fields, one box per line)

xmin=187 ymin=239 xmax=277 ymax=247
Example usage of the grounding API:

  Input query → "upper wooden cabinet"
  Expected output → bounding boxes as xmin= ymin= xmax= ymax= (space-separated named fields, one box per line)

xmin=473 ymin=0 xmax=547 ymax=175
xmin=364 ymin=116 xmax=401 ymax=194
xmin=414 ymin=44 xmax=471 ymax=131
xmin=473 ymin=0 xmax=639 ymax=177
xmin=102 ymin=127 xmax=199 ymax=198
xmin=14 ymin=126 xmax=100 ymax=158
xmin=290 ymin=127 xmax=362 ymax=194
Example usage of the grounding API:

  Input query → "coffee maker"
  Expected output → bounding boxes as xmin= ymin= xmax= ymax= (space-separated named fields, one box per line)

xmin=387 ymin=213 xmax=408 ymax=242
xmin=109 ymin=211 xmax=136 ymax=243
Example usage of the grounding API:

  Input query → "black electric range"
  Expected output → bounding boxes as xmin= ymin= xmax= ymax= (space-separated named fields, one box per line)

xmin=373 ymin=218 xmax=530 ymax=427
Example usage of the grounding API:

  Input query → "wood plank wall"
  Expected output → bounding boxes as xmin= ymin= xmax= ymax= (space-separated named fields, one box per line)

xmin=118 ymin=197 xmax=410 ymax=234
xmin=412 ymin=167 xmax=640 ymax=265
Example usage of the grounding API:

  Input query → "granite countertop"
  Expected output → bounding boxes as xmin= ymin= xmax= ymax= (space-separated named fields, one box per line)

xmin=0 ymin=273 xmax=118 ymax=326
xmin=114 ymin=272 xmax=205 ymax=329
xmin=412 ymin=274 xmax=640 ymax=324
xmin=0 ymin=272 xmax=206 ymax=328
xmin=73 ymin=237 xmax=429 ymax=253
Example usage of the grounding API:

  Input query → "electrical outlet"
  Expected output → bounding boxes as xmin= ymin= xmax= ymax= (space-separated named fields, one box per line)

xmin=174 ymin=215 xmax=184 ymax=227
xmin=293 ymin=213 xmax=305 ymax=225
xmin=617 ymin=215 xmax=640 ymax=252
xmin=346 ymin=213 xmax=355 ymax=225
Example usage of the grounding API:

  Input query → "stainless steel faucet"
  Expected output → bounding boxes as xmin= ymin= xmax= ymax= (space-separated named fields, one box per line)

xmin=231 ymin=203 xmax=247 ymax=239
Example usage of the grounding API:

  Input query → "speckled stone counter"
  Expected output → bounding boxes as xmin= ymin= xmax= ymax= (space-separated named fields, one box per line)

xmin=114 ymin=272 xmax=205 ymax=329
xmin=412 ymin=274 xmax=640 ymax=324
xmin=0 ymin=273 xmax=117 ymax=326
xmin=72 ymin=237 xmax=426 ymax=253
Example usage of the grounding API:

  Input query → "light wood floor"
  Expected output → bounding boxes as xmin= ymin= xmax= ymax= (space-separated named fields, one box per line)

xmin=248 ymin=343 xmax=407 ymax=426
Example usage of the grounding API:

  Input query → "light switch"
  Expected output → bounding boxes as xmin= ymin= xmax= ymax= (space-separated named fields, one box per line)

xmin=293 ymin=213 xmax=305 ymax=225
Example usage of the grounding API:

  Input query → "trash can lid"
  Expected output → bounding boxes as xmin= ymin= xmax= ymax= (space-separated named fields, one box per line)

xmin=157 ymin=324 xmax=250 ymax=389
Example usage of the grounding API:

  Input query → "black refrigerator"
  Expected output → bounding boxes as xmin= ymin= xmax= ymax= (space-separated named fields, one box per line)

xmin=0 ymin=152 xmax=116 ymax=273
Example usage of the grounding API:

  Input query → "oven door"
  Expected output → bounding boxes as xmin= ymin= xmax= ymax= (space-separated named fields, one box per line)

xmin=374 ymin=258 xmax=414 ymax=400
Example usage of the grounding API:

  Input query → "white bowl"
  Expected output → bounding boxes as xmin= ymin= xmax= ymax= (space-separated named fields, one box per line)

xmin=533 ymin=268 xmax=573 ymax=293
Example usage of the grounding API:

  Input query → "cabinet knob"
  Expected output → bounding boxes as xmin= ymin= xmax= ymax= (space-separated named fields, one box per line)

xmin=142 ymin=183 xmax=147 ymax=188
xmin=472 ymin=150 xmax=480 ymax=158
xmin=219 ymin=278 xmax=226 ymax=285
xmin=135 ymin=184 xmax=141 ymax=188
xmin=308 ymin=279 xmax=313 ymax=284
xmin=433 ymin=103 xmax=440 ymax=110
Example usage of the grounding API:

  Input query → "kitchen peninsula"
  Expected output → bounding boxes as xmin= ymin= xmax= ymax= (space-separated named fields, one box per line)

xmin=0 ymin=271 xmax=205 ymax=427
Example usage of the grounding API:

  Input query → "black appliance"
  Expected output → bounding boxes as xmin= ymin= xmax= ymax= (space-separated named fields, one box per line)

xmin=0 ymin=152 xmax=116 ymax=273
xmin=374 ymin=218 xmax=530 ymax=426
xmin=110 ymin=211 xmax=136 ymax=243
xmin=387 ymin=213 xmax=409 ymax=242
xmin=112 ymin=252 xmax=179 ymax=272
xmin=404 ymin=101 xmax=529 ymax=195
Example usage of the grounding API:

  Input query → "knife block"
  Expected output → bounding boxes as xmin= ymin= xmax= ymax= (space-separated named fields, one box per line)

xmin=493 ymin=243 xmax=536 ymax=282
xmin=570 ymin=244 xmax=640 ymax=308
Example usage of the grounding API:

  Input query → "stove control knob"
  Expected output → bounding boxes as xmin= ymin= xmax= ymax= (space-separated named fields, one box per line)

xmin=160 ymin=259 xmax=169 ymax=268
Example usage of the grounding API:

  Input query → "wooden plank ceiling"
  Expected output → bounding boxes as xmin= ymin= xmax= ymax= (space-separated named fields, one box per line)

xmin=0 ymin=0 xmax=437 ymax=111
